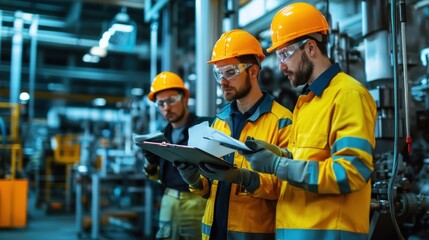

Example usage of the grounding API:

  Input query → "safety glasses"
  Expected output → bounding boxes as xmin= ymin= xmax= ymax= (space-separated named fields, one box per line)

xmin=155 ymin=94 xmax=182 ymax=108
xmin=276 ymin=39 xmax=308 ymax=64
xmin=213 ymin=63 xmax=253 ymax=83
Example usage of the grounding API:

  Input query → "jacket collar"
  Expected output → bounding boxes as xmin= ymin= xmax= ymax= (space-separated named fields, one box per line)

xmin=217 ymin=92 xmax=275 ymax=122
xmin=304 ymin=63 xmax=341 ymax=97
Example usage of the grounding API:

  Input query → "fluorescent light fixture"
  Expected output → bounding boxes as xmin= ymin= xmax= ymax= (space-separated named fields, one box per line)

xmin=111 ymin=23 xmax=134 ymax=33
xmin=84 ymin=7 xmax=136 ymax=61
xmin=90 ymin=46 xmax=107 ymax=57
xmin=99 ymin=32 xmax=111 ymax=48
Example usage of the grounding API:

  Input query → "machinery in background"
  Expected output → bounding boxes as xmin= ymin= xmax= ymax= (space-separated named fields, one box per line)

xmin=44 ymin=96 xmax=158 ymax=239
xmin=0 ymin=102 xmax=27 ymax=228
xmin=43 ymin=134 xmax=80 ymax=212
xmin=325 ymin=1 xmax=429 ymax=239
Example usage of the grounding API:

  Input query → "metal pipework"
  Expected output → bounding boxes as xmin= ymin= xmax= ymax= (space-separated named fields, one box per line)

xmin=399 ymin=0 xmax=412 ymax=153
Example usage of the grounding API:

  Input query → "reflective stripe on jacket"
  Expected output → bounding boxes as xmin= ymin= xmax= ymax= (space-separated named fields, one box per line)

xmin=277 ymin=64 xmax=376 ymax=240
xmin=192 ymin=94 xmax=292 ymax=240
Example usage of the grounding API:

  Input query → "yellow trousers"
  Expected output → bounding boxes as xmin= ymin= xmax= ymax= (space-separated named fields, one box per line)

xmin=156 ymin=188 xmax=207 ymax=240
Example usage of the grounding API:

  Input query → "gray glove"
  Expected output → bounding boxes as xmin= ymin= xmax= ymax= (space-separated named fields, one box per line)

xmin=173 ymin=161 xmax=202 ymax=188
xmin=244 ymin=137 xmax=292 ymax=158
xmin=198 ymin=163 xmax=250 ymax=186
xmin=243 ymin=138 xmax=321 ymax=192
xmin=240 ymin=138 xmax=290 ymax=174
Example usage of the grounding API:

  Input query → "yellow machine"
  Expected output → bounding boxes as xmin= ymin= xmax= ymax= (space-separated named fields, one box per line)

xmin=0 ymin=102 xmax=27 ymax=228
xmin=45 ymin=134 xmax=80 ymax=211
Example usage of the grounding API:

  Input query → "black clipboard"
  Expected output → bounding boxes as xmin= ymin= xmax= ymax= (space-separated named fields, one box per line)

xmin=135 ymin=141 xmax=235 ymax=168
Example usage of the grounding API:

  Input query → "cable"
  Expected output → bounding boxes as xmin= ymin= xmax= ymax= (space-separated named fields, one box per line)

xmin=388 ymin=0 xmax=405 ymax=239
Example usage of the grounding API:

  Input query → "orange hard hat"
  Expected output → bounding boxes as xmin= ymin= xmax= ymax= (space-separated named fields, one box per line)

xmin=147 ymin=72 xmax=189 ymax=102
xmin=207 ymin=29 xmax=265 ymax=64
xmin=267 ymin=2 xmax=330 ymax=53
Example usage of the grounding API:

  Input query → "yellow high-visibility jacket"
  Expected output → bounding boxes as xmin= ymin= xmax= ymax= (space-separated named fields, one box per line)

xmin=191 ymin=94 xmax=292 ymax=240
xmin=275 ymin=63 xmax=376 ymax=240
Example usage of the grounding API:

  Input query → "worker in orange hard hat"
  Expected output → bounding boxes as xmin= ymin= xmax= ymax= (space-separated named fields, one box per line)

xmin=175 ymin=29 xmax=293 ymax=240
xmin=240 ymin=2 xmax=377 ymax=240
xmin=144 ymin=71 xmax=211 ymax=240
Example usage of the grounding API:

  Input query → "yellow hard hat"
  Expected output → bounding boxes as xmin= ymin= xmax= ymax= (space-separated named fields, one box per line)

xmin=267 ymin=2 xmax=330 ymax=53
xmin=207 ymin=29 xmax=265 ymax=64
xmin=147 ymin=72 xmax=189 ymax=102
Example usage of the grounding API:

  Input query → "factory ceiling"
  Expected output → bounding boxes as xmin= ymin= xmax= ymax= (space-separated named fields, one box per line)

xmin=0 ymin=0 xmax=196 ymax=118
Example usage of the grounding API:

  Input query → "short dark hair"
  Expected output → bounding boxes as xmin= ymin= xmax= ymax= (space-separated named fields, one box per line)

xmin=237 ymin=54 xmax=261 ymax=68
xmin=294 ymin=35 xmax=328 ymax=56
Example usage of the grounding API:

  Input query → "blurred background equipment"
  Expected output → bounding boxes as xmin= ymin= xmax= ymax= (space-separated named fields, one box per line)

xmin=0 ymin=0 xmax=428 ymax=239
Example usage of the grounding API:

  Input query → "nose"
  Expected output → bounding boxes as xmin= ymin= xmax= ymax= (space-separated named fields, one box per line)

xmin=163 ymin=103 xmax=173 ymax=110
xmin=219 ymin=77 xmax=229 ymax=85
xmin=279 ymin=61 xmax=288 ymax=71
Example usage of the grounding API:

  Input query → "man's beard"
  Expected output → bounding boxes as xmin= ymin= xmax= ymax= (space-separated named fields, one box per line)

xmin=166 ymin=105 xmax=186 ymax=124
xmin=223 ymin=73 xmax=251 ymax=101
xmin=289 ymin=51 xmax=314 ymax=87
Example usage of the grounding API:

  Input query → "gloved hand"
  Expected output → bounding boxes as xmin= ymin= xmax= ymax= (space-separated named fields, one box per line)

xmin=240 ymin=138 xmax=290 ymax=174
xmin=244 ymin=137 xmax=292 ymax=158
xmin=173 ymin=161 xmax=202 ymax=188
xmin=144 ymin=151 xmax=159 ymax=164
xmin=198 ymin=163 xmax=250 ymax=186
xmin=143 ymin=151 xmax=159 ymax=175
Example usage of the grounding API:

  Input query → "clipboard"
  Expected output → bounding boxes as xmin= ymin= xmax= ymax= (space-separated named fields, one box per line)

xmin=135 ymin=141 xmax=235 ymax=168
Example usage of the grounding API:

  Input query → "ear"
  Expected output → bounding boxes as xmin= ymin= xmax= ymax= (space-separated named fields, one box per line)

xmin=307 ymin=40 xmax=317 ymax=56
xmin=249 ymin=65 xmax=259 ymax=78
xmin=183 ymin=95 xmax=189 ymax=106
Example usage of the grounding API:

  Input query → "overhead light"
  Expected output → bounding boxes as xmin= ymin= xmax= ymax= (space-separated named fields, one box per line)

xmin=106 ymin=7 xmax=136 ymax=50
xmin=111 ymin=23 xmax=134 ymax=33
xmin=131 ymin=88 xmax=144 ymax=96
xmin=93 ymin=98 xmax=106 ymax=107
xmin=82 ymin=53 xmax=100 ymax=63
xmin=20 ymin=92 xmax=30 ymax=101
xmin=83 ymin=7 xmax=136 ymax=62
xmin=90 ymin=46 xmax=107 ymax=57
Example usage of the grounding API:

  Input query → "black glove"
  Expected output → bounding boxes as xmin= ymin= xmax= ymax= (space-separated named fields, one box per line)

xmin=173 ymin=161 xmax=202 ymax=188
xmin=143 ymin=151 xmax=159 ymax=175
xmin=144 ymin=151 xmax=159 ymax=165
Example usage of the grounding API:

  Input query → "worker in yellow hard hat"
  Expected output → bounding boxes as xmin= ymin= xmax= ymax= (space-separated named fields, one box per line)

xmin=144 ymin=71 xmax=210 ymax=240
xmin=175 ymin=29 xmax=293 ymax=239
xmin=240 ymin=2 xmax=377 ymax=240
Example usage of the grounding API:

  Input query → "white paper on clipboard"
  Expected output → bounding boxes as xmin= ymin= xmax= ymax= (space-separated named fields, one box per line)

xmin=188 ymin=121 xmax=252 ymax=157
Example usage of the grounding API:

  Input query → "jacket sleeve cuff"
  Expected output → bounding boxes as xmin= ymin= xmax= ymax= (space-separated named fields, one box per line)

xmin=244 ymin=171 xmax=260 ymax=193
xmin=189 ymin=175 xmax=211 ymax=198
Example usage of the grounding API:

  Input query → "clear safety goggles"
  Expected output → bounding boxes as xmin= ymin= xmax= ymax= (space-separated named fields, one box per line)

xmin=276 ymin=39 xmax=308 ymax=64
xmin=155 ymin=94 xmax=182 ymax=108
xmin=213 ymin=63 xmax=253 ymax=83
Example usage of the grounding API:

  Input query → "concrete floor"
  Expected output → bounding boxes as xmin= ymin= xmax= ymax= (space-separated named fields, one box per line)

xmin=0 ymin=213 xmax=146 ymax=240
xmin=0 ymin=189 xmax=147 ymax=240
xmin=0 ymin=214 xmax=79 ymax=240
